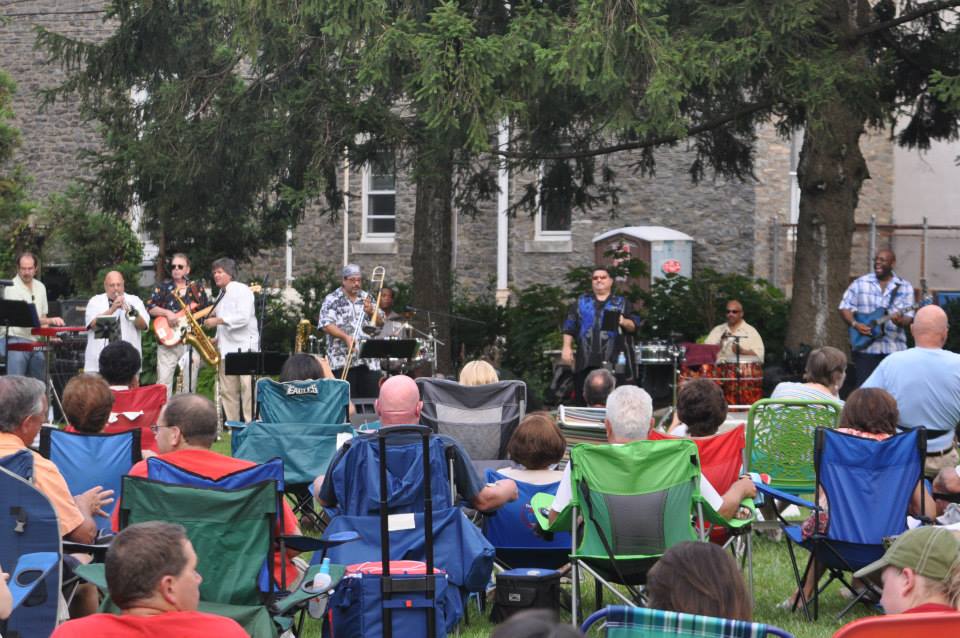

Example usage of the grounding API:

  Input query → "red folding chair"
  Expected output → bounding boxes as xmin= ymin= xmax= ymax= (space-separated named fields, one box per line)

xmin=833 ymin=612 xmax=960 ymax=637
xmin=99 ymin=384 xmax=167 ymax=453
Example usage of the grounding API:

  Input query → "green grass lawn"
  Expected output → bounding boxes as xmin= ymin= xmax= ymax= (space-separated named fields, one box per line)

xmin=212 ymin=435 xmax=877 ymax=638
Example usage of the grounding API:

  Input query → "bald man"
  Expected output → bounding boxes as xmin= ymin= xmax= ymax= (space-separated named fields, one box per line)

xmin=840 ymin=249 xmax=916 ymax=387
xmin=862 ymin=305 xmax=960 ymax=477
xmin=315 ymin=375 xmax=518 ymax=512
xmin=84 ymin=271 xmax=149 ymax=372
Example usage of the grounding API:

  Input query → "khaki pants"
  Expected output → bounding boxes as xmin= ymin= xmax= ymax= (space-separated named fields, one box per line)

xmin=156 ymin=343 xmax=202 ymax=396
xmin=924 ymin=445 xmax=959 ymax=480
xmin=218 ymin=360 xmax=253 ymax=423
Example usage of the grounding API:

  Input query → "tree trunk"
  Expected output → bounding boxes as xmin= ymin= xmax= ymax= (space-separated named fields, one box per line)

xmin=785 ymin=0 xmax=871 ymax=352
xmin=411 ymin=141 xmax=455 ymax=375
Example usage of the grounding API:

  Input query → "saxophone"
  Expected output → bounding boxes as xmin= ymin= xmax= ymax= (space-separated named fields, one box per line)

xmin=295 ymin=319 xmax=313 ymax=353
xmin=174 ymin=294 xmax=221 ymax=367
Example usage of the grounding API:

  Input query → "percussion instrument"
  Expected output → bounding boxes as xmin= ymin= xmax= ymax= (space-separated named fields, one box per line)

xmin=635 ymin=340 xmax=683 ymax=364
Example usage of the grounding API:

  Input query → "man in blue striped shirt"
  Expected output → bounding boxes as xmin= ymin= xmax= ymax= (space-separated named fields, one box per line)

xmin=839 ymin=249 xmax=915 ymax=388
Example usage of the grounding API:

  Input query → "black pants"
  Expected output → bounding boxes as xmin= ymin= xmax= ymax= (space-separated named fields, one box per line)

xmin=851 ymin=351 xmax=887 ymax=389
xmin=332 ymin=364 xmax=382 ymax=399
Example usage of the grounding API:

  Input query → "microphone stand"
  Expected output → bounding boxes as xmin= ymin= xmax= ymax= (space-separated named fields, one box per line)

xmin=727 ymin=334 xmax=745 ymax=406
xmin=255 ymin=275 xmax=269 ymax=420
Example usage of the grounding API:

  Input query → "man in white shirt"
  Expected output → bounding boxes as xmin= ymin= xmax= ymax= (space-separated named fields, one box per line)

xmin=549 ymin=385 xmax=756 ymax=523
xmin=2 ymin=252 xmax=65 ymax=380
xmin=203 ymin=257 xmax=258 ymax=422
xmin=84 ymin=271 xmax=149 ymax=373
xmin=703 ymin=299 xmax=764 ymax=364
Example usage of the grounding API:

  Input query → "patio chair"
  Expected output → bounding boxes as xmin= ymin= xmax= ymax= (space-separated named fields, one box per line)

xmin=756 ymin=427 xmax=928 ymax=620
xmin=100 ymin=383 xmax=167 ymax=453
xmin=832 ymin=611 xmax=960 ymax=637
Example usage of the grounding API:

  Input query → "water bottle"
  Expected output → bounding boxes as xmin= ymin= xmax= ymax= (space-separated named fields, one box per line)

xmin=308 ymin=557 xmax=332 ymax=619
xmin=615 ymin=351 xmax=626 ymax=375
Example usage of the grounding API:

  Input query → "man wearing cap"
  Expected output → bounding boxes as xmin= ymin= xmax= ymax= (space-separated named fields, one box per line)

xmin=852 ymin=526 xmax=960 ymax=615
xmin=319 ymin=264 xmax=384 ymax=398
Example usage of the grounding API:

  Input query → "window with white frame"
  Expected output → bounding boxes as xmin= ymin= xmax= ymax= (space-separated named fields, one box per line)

xmin=535 ymin=160 xmax=573 ymax=239
xmin=363 ymin=151 xmax=397 ymax=238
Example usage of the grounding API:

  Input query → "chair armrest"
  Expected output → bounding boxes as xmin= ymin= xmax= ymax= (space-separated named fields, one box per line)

xmin=272 ymin=563 xmax=346 ymax=615
xmin=10 ymin=552 xmax=59 ymax=611
xmin=62 ymin=541 xmax=111 ymax=560
xmin=697 ymin=496 xmax=757 ymax=530
xmin=223 ymin=420 xmax=249 ymax=431
xmin=72 ymin=563 xmax=108 ymax=591
xmin=279 ymin=531 xmax=359 ymax=553
xmin=755 ymin=482 xmax=815 ymax=509
xmin=531 ymin=491 xmax=571 ymax=533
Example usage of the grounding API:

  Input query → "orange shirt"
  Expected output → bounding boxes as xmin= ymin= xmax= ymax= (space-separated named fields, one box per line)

xmin=0 ymin=432 xmax=84 ymax=537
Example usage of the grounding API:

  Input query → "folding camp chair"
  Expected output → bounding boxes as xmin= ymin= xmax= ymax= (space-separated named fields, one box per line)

xmin=532 ymin=439 xmax=710 ymax=624
xmin=228 ymin=378 xmax=351 ymax=447
xmin=0 ymin=456 xmax=62 ymax=638
xmin=756 ymin=427 xmax=928 ymax=621
xmin=39 ymin=427 xmax=142 ymax=532
xmin=482 ymin=468 xmax=571 ymax=570
xmin=416 ymin=377 xmax=526 ymax=466
xmin=319 ymin=428 xmax=496 ymax=632
xmin=745 ymin=398 xmax=842 ymax=496
xmin=580 ymin=605 xmax=795 ymax=637
xmin=101 ymin=383 xmax=167 ymax=453
xmin=79 ymin=474 xmax=353 ymax=637
xmin=832 ymin=611 xmax=960 ymax=637
xmin=233 ymin=420 xmax=354 ymax=529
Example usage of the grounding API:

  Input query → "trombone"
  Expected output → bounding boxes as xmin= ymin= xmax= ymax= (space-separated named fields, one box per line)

xmin=341 ymin=266 xmax=385 ymax=379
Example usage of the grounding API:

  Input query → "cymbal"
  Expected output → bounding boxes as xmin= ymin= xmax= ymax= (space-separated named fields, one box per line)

xmin=400 ymin=310 xmax=416 ymax=320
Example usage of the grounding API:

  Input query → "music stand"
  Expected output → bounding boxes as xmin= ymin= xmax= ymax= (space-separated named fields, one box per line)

xmin=93 ymin=316 xmax=119 ymax=341
xmin=359 ymin=339 xmax=419 ymax=360
xmin=224 ymin=351 xmax=288 ymax=420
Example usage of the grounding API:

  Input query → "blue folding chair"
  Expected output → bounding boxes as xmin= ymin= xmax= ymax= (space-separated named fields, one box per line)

xmin=581 ymin=605 xmax=795 ymax=637
xmin=757 ymin=427 xmax=928 ymax=620
xmin=318 ymin=429 xmax=496 ymax=632
xmin=482 ymin=468 xmax=571 ymax=570
xmin=0 ymin=453 xmax=62 ymax=638
xmin=39 ymin=427 xmax=142 ymax=532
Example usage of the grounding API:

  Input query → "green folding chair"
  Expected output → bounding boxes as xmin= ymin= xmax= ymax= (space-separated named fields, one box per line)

xmin=78 ymin=476 xmax=345 ymax=637
xmin=745 ymin=398 xmax=842 ymax=495
xmin=533 ymin=439 xmax=710 ymax=624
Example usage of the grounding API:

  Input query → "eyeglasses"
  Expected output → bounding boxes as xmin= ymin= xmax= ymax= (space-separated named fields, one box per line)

xmin=171 ymin=264 xmax=187 ymax=270
xmin=726 ymin=309 xmax=742 ymax=315
xmin=149 ymin=424 xmax=176 ymax=434
xmin=592 ymin=275 xmax=610 ymax=281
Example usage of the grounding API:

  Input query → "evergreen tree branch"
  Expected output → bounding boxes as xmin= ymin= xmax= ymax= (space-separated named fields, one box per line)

xmin=853 ymin=0 xmax=960 ymax=38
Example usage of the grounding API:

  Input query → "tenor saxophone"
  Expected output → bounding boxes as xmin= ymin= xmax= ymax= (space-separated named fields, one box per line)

xmin=174 ymin=294 xmax=221 ymax=367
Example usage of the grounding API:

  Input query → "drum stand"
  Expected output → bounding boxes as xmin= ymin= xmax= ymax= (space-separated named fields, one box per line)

xmin=729 ymin=334 xmax=744 ymax=405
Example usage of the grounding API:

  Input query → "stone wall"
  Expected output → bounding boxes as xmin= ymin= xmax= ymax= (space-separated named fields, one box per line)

xmin=0 ymin=1 xmax=111 ymax=202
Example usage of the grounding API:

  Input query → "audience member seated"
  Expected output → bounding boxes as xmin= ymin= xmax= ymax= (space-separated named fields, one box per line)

xmin=583 ymin=368 xmax=615 ymax=408
xmin=549 ymin=386 xmax=756 ymax=523
xmin=771 ymin=346 xmax=846 ymax=404
xmin=459 ymin=359 xmax=499 ymax=386
xmin=99 ymin=341 xmax=141 ymax=389
xmin=113 ymin=394 xmax=302 ymax=585
xmin=646 ymin=541 xmax=752 ymax=621
xmin=489 ymin=609 xmax=584 ymax=638
xmin=279 ymin=352 xmax=333 ymax=382
xmin=496 ymin=412 xmax=566 ymax=485
xmin=667 ymin=378 xmax=728 ymax=437
xmin=279 ymin=352 xmax=353 ymax=418
xmin=63 ymin=373 xmax=115 ymax=433
xmin=851 ymin=526 xmax=960 ymax=614
xmin=0 ymin=376 xmax=114 ymax=617
xmin=314 ymin=375 xmax=518 ymax=512
xmin=785 ymin=387 xmax=936 ymax=608
xmin=50 ymin=521 xmax=247 ymax=637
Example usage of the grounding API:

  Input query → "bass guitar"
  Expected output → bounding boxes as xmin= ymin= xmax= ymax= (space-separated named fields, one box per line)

xmin=849 ymin=304 xmax=918 ymax=351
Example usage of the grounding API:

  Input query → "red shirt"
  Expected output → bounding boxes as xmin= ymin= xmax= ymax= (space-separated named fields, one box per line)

xmin=904 ymin=603 xmax=959 ymax=614
xmin=114 ymin=449 xmax=301 ymax=585
xmin=51 ymin=610 xmax=247 ymax=637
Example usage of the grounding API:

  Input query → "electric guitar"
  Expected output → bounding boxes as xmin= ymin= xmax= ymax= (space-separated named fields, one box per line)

xmin=153 ymin=304 xmax=215 ymax=347
xmin=849 ymin=304 xmax=918 ymax=351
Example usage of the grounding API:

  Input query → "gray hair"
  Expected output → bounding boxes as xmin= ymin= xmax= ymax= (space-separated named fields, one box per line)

xmin=584 ymin=368 xmax=616 ymax=406
xmin=605 ymin=385 xmax=653 ymax=441
xmin=0 ymin=376 xmax=47 ymax=432
xmin=211 ymin=257 xmax=238 ymax=280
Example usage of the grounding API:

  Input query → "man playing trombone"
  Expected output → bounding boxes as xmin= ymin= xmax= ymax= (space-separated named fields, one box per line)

xmin=84 ymin=270 xmax=149 ymax=373
xmin=319 ymin=264 xmax=384 ymax=398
